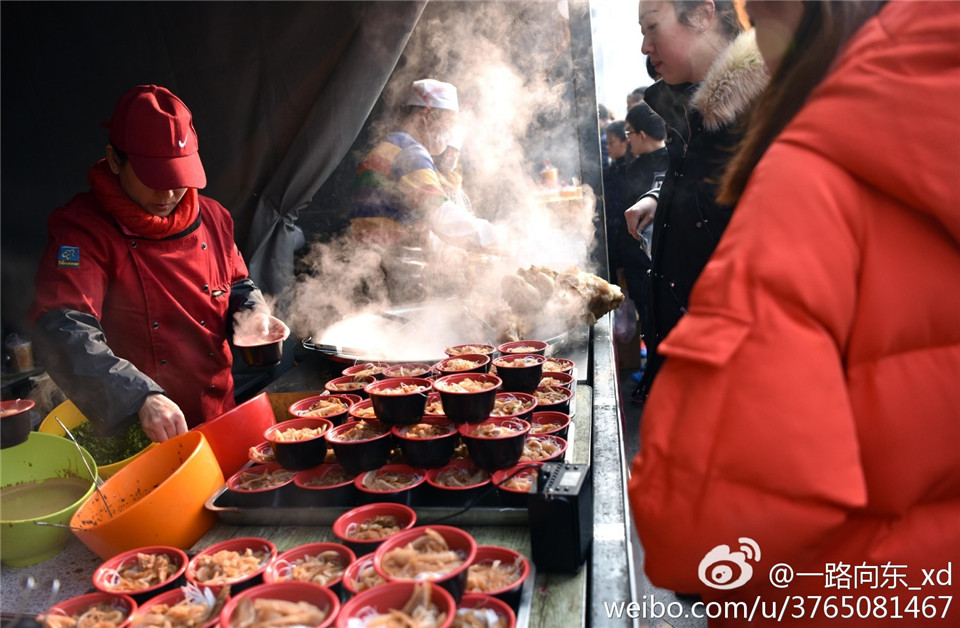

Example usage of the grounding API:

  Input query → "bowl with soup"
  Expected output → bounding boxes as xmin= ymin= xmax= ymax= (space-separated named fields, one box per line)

xmin=1 ymin=431 xmax=98 ymax=567
xmin=332 ymin=502 xmax=418 ymax=557
xmin=373 ymin=525 xmax=477 ymax=603
xmin=1 ymin=398 xmax=35 ymax=449
xmin=287 ymin=395 xmax=353 ymax=426
xmin=491 ymin=354 xmax=545 ymax=394
xmin=233 ymin=316 xmax=290 ymax=368
xmin=433 ymin=373 xmax=502 ymax=425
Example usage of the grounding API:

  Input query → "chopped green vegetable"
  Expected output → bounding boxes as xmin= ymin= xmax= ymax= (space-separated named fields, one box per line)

xmin=70 ymin=421 xmax=152 ymax=466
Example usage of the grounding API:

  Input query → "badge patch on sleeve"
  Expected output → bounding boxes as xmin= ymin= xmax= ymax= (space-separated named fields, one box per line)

xmin=57 ymin=246 xmax=80 ymax=268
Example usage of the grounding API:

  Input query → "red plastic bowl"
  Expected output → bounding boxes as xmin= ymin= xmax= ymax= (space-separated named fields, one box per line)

xmin=225 ymin=463 xmax=297 ymax=508
xmin=0 ymin=398 xmax=35 ymax=449
xmin=426 ymin=459 xmax=491 ymax=492
xmin=466 ymin=546 xmax=530 ymax=604
xmin=497 ymin=340 xmax=547 ymax=356
xmin=423 ymin=392 xmax=446 ymax=418
xmin=533 ymin=384 xmax=574 ymax=414
xmin=434 ymin=353 xmax=491 ymax=376
xmin=264 ymin=417 xmax=333 ymax=471
xmin=193 ymin=392 xmax=276 ymax=479
xmin=444 ymin=343 xmax=497 ymax=358
xmin=129 ymin=586 xmax=222 ymax=628
xmin=264 ymin=542 xmax=356 ymax=589
xmin=332 ymin=502 xmax=417 ymax=556
xmin=186 ymin=537 xmax=277 ymax=595
xmin=491 ymin=463 xmax=542 ymax=506
xmin=347 ymin=398 xmax=378 ymax=421
xmin=528 ymin=411 xmax=571 ymax=440
xmin=489 ymin=392 xmax=538 ymax=422
xmin=373 ymin=525 xmax=477 ymax=603
xmin=247 ymin=440 xmax=277 ymax=465
xmin=92 ymin=545 xmax=188 ymax=604
xmin=324 ymin=375 xmax=376 ymax=397
xmin=219 ymin=581 xmax=339 ymax=628
xmin=354 ymin=464 xmax=426 ymax=505
xmin=336 ymin=581 xmax=455 ymax=627
xmin=342 ymin=554 xmax=388 ymax=596
xmin=433 ymin=373 xmax=502 ymax=424
xmin=538 ymin=370 xmax=574 ymax=389
xmin=457 ymin=593 xmax=517 ymax=628
xmin=491 ymin=353 xmax=546 ymax=393
xmin=365 ymin=377 xmax=432 ymax=426
xmin=292 ymin=463 xmax=357 ymax=507
xmin=458 ymin=418 xmax=531 ymax=471
xmin=392 ymin=417 xmax=459 ymax=469
xmin=520 ymin=434 xmax=568 ymax=464
xmin=287 ymin=395 xmax=354 ymax=426
xmin=542 ymin=357 xmax=574 ymax=374
xmin=45 ymin=591 xmax=137 ymax=628
xmin=325 ymin=420 xmax=394 ymax=476
xmin=382 ymin=363 xmax=434 ymax=378
xmin=341 ymin=362 xmax=389 ymax=380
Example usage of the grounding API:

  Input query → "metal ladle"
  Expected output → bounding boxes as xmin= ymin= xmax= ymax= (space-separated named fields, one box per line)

xmin=54 ymin=417 xmax=113 ymax=518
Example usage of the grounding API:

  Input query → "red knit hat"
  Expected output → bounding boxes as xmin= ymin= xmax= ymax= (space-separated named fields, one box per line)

xmin=107 ymin=85 xmax=207 ymax=190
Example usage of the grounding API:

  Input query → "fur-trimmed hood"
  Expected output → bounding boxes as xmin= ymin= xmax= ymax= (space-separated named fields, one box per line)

xmin=691 ymin=29 xmax=768 ymax=131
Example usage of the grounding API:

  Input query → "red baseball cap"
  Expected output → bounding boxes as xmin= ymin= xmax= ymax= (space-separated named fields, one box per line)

xmin=107 ymin=85 xmax=207 ymax=190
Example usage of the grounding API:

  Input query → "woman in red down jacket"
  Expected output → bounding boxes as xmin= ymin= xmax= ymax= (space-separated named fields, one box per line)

xmin=629 ymin=2 xmax=960 ymax=626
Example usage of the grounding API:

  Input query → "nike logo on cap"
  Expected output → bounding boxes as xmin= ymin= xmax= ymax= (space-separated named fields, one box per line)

xmin=178 ymin=136 xmax=188 ymax=148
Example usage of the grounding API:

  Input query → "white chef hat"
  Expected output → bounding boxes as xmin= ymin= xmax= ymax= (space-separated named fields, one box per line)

xmin=407 ymin=79 xmax=459 ymax=112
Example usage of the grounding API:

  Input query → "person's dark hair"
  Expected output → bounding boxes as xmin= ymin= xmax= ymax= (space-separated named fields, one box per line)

xmin=598 ymin=103 xmax=613 ymax=121
xmin=718 ymin=1 xmax=884 ymax=204
xmin=606 ymin=120 xmax=628 ymax=142
xmin=672 ymin=0 xmax=744 ymax=43
xmin=626 ymin=103 xmax=666 ymax=141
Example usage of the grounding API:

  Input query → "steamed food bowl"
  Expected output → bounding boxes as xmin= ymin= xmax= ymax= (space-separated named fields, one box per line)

xmin=365 ymin=377 xmax=432 ymax=426
xmin=44 ymin=591 xmax=137 ymax=628
xmin=492 ymin=353 xmax=545 ymax=393
xmin=1 ymin=431 xmax=98 ymax=567
xmin=458 ymin=418 xmax=531 ymax=471
xmin=70 ymin=431 xmax=223 ymax=560
xmin=220 ymin=581 xmax=340 ymax=628
xmin=264 ymin=416 xmax=333 ymax=471
xmin=92 ymin=545 xmax=189 ymax=604
xmin=433 ymin=373 xmax=502 ymax=424
xmin=0 ymin=398 xmax=35 ymax=449
xmin=234 ymin=315 xmax=290 ymax=368
xmin=373 ymin=525 xmax=477 ymax=603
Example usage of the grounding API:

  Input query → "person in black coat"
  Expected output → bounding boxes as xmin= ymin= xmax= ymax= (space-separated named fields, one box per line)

xmin=624 ymin=1 xmax=768 ymax=401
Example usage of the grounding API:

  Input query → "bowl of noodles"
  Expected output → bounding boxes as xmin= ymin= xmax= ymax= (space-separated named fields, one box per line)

xmin=332 ymin=502 xmax=418 ymax=557
xmin=365 ymin=377 xmax=433 ymax=426
xmin=342 ymin=554 xmax=388 ymax=596
xmin=42 ymin=591 xmax=137 ymax=628
xmin=219 ymin=581 xmax=339 ymax=628
xmin=325 ymin=375 xmax=376 ymax=398
xmin=497 ymin=340 xmax=547 ymax=357
xmin=489 ymin=393 xmax=538 ymax=423
xmin=533 ymin=385 xmax=573 ymax=415
xmin=264 ymin=542 xmax=356 ymax=593
xmin=392 ymin=417 xmax=459 ymax=469
xmin=490 ymin=464 xmax=541 ymax=508
xmin=423 ymin=393 xmax=446 ymax=419
xmin=455 ymin=593 xmax=517 ymax=628
xmin=186 ymin=537 xmax=277 ymax=596
xmin=425 ymin=459 xmax=492 ymax=507
xmin=373 ymin=525 xmax=477 ymax=603
xmin=528 ymin=411 xmax=571 ymax=440
xmin=433 ymin=373 xmax=502 ymax=425
xmin=325 ymin=420 xmax=394 ymax=476
xmin=287 ymin=395 xmax=353 ymax=426
xmin=538 ymin=370 xmax=574 ymax=390
xmin=341 ymin=362 xmax=389 ymax=381
xmin=457 ymin=418 xmax=530 ymax=472
xmin=465 ymin=546 xmax=530 ymax=609
xmin=336 ymin=581 xmax=455 ymax=628
xmin=382 ymin=363 xmax=434 ymax=379
xmin=347 ymin=399 xmax=378 ymax=422
xmin=491 ymin=354 xmax=545 ymax=394
xmin=433 ymin=354 xmax=491 ymax=377
xmin=355 ymin=464 xmax=427 ymax=506
xmin=444 ymin=344 xmax=497 ymax=358
xmin=519 ymin=434 xmax=567 ymax=464
xmin=263 ymin=417 xmax=333 ymax=471
xmin=542 ymin=357 xmax=574 ymax=374
xmin=129 ymin=584 xmax=228 ymax=628
xmin=293 ymin=463 xmax=358 ymax=506
xmin=225 ymin=463 xmax=298 ymax=508
xmin=92 ymin=545 xmax=189 ymax=605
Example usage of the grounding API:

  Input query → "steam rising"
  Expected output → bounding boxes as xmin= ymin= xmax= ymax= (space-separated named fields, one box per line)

xmin=283 ymin=2 xmax=607 ymax=360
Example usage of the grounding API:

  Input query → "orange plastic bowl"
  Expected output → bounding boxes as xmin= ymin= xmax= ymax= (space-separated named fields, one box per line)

xmin=70 ymin=431 xmax=224 ymax=560
xmin=193 ymin=392 xmax=276 ymax=479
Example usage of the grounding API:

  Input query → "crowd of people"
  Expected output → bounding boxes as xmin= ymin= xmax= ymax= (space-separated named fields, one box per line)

xmin=602 ymin=1 xmax=958 ymax=626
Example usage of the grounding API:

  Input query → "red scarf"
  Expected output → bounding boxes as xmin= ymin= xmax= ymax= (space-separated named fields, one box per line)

xmin=88 ymin=159 xmax=199 ymax=239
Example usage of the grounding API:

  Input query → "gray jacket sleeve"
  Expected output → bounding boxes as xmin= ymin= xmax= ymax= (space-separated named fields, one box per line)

xmin=32 ymin=309 xmax=163 ymax=436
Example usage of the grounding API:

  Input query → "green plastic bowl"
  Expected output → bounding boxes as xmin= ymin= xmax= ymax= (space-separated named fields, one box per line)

xmin=1 ymin=431 xmax=98 ymax=566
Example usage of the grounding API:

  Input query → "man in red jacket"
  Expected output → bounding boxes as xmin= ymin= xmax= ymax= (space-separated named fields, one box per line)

xmin=30 ymin=85 xmax=275 ymax=442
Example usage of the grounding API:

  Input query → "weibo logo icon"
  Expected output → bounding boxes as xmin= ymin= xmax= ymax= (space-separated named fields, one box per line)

xmin=697 ymin=537 xmax=761 ymax=590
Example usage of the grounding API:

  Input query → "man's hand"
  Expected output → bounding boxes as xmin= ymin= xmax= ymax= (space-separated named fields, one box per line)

xmin=139 ymin=394 xmax=188 ymax=442
xmin=625 ymin=196 xmax=658 ymax=239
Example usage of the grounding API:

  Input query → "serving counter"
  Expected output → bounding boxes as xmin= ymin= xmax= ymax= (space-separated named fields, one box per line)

xmin=0 ymin=314 xmax=639 ymax=627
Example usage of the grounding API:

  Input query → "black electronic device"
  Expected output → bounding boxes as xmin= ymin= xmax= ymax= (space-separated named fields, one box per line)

xmin=528 ymin=462 xmax=592 ymax=573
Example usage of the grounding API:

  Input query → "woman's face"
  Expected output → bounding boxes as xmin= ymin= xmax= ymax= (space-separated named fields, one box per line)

xmin=106 ymin=146 xmax=187 ymax=217
xmin=638 ymin=0 xmax=716 ymax=85
xmin=746 ymin=1 xmax=804 ymax=75
xmin=607 ymin=133 xmax=629 ymax=160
